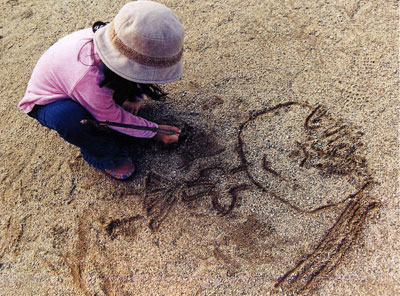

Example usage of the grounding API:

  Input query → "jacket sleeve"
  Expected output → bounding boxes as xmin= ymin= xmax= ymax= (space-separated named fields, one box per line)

xmin=70 ymin=66 xmax=158 ymax=138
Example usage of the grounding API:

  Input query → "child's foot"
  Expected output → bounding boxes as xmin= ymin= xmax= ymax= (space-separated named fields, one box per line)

xmin=104 ymin=157 xmax=135 ymax=180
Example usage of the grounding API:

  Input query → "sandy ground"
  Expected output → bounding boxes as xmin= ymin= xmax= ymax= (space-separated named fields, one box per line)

xmin=0 ymin=0 xmax=399 ymax=295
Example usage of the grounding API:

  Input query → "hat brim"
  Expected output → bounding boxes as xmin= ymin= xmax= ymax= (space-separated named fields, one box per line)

xmin=93 ymin=24 xmax=183 ymax=84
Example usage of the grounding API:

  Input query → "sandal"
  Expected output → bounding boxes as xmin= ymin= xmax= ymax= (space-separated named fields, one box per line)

xmin=104 ymin=157 xmax=135 ymax=180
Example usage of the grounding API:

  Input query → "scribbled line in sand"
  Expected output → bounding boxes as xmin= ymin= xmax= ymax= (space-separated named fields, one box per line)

xmin=62 ymin=213 xmax=91 ymax=296
xmin=235 ymin=101 xmax=378 ymax=294
xmin=106 ymin=215 xmax=142 ymax=240
xmin=274 ymin=188 xmax=378 ymax=294
xmin=0 ymin=215 xmax=29 ymax=260
xmin=62 ymin=209 xmax=143 ymax=295
xmin=144 ymin=167 xmax=250 ymax=232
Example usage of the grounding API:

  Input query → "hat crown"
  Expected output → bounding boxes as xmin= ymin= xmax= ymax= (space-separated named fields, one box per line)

xmin=93 ymin=1 xmax=184 ymax=83
xmin=113 ymin=1 xmax=184 ymax=58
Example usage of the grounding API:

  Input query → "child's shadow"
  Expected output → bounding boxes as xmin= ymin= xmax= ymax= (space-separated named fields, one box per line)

xmin=125 ymin=105 xmax=226 ymax=173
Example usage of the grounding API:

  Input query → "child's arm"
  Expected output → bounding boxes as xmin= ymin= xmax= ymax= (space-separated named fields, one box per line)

xmin=121 ymin=100 xmax=142 ymax=115
xmin=71 ymin=67 xmax=180 ymax=144
xmin=71 ymin=67 xmax=158 ymax=138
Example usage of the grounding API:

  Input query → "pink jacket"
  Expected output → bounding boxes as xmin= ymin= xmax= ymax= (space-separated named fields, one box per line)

xmin=18 ymin=28 xmax=158 ymax=138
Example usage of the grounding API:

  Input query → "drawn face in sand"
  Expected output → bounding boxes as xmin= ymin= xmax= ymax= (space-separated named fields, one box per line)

xmin=237 ymin=102 xmax=376 ymax=294
xmin=61 ymin=102 xmax=377 ymax=296
xmin=238 ymin=102 xmax=370 ymax=213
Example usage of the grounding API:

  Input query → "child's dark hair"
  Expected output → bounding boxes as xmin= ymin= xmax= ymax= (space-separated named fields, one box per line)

xmin=93 ymin=21 xmax=168 ymax=105
xmin=99 ymin=66 xmax=168 ymax=105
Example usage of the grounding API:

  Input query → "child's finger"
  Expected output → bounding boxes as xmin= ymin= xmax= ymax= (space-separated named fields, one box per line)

xmin=168 ymin=135 xmax=179 ymax=143
xmin=169 ymin=126 xmax=181 ymax=134
xmin=158 ymin=125 xmax=181 ymax=134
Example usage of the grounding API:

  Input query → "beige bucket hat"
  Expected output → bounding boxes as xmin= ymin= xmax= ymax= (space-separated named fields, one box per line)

xmin=94 ymin=1 xmax=184 ymax=84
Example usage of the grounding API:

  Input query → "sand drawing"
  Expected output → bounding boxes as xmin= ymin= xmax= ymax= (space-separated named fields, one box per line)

xmin=61 ymin=205 xmax=146 ymax=296
xmin=140 ymin=101 xmax=378 ymax=294
xmin=238 ymin=102 xmax=372 ymax=213
xmin=59 ymin=102 xmax=378 ymax=295
xmin=237 ymin=102 xmax=378 ymax=294
xmin=144 ymin=167 xmax=250 ymax=231
xmin=1 ymin=1 xmax=395 ymax=295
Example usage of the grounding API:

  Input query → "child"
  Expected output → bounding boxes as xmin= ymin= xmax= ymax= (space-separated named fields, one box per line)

xmin=18 ymin=1 xmax=184 ymax=180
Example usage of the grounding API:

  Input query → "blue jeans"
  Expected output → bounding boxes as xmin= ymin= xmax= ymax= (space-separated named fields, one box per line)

xmin=28 ymin=99 xmax=130 ymax=170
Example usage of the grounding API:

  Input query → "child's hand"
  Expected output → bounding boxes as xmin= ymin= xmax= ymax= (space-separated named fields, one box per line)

xmin=122 ymin=100 xmax=142 ymax=115
xmin=154 ymin=125 xmax=181 ymax=144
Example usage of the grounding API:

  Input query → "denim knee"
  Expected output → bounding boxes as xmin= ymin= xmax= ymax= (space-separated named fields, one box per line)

xmin=28 ymin=99 xmax=130 ymax=170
